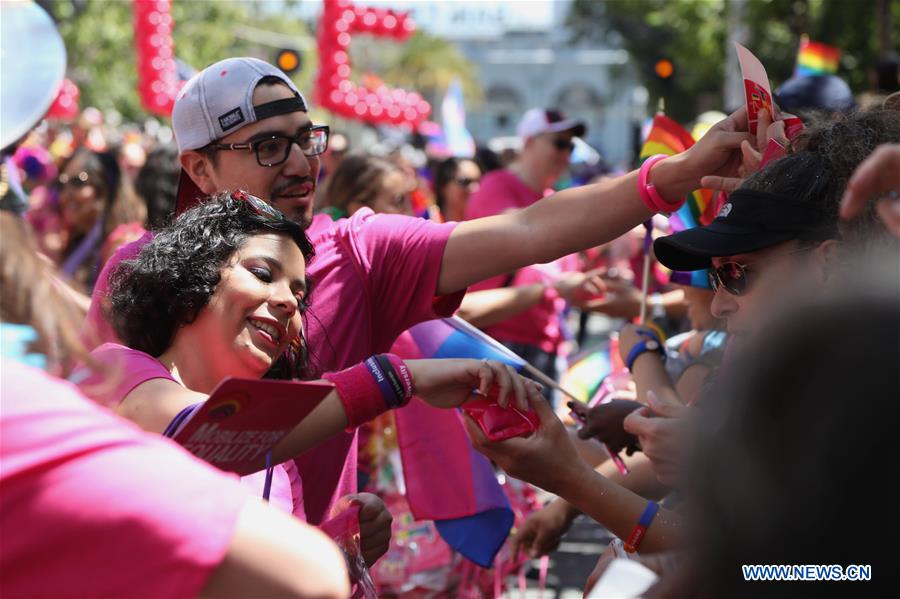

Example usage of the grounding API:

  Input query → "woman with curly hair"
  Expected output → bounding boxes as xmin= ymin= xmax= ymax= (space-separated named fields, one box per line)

xmin=76 ymin=190 xmax=541 ymax=566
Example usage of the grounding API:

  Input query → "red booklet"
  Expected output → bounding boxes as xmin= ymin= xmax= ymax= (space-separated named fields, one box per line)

xmin=165 ymin=377 xmax=333 ymax=476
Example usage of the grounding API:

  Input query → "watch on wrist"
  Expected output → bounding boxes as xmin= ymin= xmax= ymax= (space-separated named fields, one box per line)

xmin=625 ymin=338 xmax=665 ymax=372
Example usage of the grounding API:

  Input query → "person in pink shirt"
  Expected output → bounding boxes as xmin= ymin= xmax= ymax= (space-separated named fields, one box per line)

xmin=0 ymin=208 xmax=348 ymax=598
xmin=77 ymin=191 xmax=541 ymax=566
xmin=82 ymin=57 xmax=754 ymax=530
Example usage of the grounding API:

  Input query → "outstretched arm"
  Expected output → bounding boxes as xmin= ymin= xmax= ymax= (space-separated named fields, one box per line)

xmin=468 ymin=393 xmax=683 ymax=553
xmin=119 ymin=357 xmax=541 ymax=471
xmin=438 ymin=108 xmax=752 ymax=294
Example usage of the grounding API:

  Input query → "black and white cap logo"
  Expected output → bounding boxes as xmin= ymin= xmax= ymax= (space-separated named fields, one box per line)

xmin=718 ymin=202 xmax=733 ymax=218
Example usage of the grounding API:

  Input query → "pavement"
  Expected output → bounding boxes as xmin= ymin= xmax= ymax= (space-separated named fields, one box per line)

xmin=503 ymin=515 xmax=615 ymax=598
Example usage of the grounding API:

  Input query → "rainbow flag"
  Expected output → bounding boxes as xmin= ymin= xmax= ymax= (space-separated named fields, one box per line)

xmin=560 ymin=344 xmax=613 ymax=403
xmin=640 ymin=113 xmax=718 ymax=232
xmin=795 ymin=38 xmax=840 ymax=77
xmin=390 ymin=317 xmax=522 ymax=568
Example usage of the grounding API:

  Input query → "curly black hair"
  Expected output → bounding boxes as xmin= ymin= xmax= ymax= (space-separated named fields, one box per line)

xmin=107 ymin=191 xmax=314 ymax=361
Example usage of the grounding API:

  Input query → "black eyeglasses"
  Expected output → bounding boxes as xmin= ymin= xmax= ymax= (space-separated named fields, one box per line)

xmin=708 ymin=246 xmax=814 ymax=296
xmin=552 ymin=138 xmax=575 ymax=153
xmin=453 ymin=176 xmax=480 ymax=187
xmin=213 ymin=125 xmax=330 ymax=167
xmin=231 ymin=189 xmax=287 ymax=222
xmin=58 ymin=171 xmax=91 ymax=188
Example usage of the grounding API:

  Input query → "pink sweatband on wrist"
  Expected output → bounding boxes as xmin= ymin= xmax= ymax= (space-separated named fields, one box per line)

xmin=322 ymin=362 xmax=389 ymax=430
xmin=638 ymin=155 xmax=685 ymax=214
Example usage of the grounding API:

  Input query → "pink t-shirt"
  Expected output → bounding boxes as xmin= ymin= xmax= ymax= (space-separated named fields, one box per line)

xmin=0 ymin=359 xmax=247 ymax=598
xmin=469 ymin=263 xmax=570 ymax=354
xmin=295 ymin=209 xmax=462 ymax=523
xmin=75 ymin=343 xmax=303 ymax=519
xmin=81 ymin=208 xmax=462 ymax=525
xmin=464 ymin=169 xmax=547 ymax=220
xmin=464 ymin=169 xmax=574 ymax=353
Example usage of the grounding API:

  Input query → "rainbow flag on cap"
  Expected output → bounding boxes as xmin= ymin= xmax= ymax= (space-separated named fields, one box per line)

xmin=795 ymin=37 xmax=840 ymax=77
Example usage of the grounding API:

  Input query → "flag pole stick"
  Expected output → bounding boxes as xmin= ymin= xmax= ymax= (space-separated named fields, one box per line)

xmin=638 ymin=98 xmax=667 ymax=325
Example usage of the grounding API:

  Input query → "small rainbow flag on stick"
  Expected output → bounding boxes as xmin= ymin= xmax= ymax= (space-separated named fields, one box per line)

xmin=795 ymin=37 xmax=840 ymax=77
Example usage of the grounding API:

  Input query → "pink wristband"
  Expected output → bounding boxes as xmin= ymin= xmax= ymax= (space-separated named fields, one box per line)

xmin=638 ymin=155 xmax=685 ymax=213
xmin=322 ymin=362 xmax=389 ymax=430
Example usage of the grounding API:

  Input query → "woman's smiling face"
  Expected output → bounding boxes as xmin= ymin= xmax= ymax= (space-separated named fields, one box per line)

xmin=184 ymin=232 xmax=307 ymax=380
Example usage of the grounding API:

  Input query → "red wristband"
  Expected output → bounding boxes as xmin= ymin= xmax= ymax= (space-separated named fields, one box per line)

xmin=638 ymin=155 xmax=685 ymax=214
xmin=322 ymin=362 xmax=389 ymax=430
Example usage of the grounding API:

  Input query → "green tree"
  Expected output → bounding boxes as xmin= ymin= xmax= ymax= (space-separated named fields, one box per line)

xmin=567 ymin=0 xmax=899 ymax=121
xmin=39 ymin=0 xmax=312 ymax=122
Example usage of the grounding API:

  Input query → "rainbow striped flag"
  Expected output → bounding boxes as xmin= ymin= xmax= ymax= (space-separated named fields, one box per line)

xmin=640 ymin=113 xmax=718 ymax=232
xmin=795 ymin=38 xmax=840 ymax=77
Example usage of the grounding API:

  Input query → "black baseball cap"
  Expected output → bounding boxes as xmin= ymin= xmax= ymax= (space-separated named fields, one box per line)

xmin=654 ymin=154 xmax=838 ymax=271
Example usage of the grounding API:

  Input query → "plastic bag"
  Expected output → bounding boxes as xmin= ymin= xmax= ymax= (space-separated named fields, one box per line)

xmin=318 ymin=498 xmax=379 ymax=599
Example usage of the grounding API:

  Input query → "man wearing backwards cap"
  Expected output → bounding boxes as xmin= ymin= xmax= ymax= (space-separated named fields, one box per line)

xmin=85 ymin=56 xmax=752 ymax=541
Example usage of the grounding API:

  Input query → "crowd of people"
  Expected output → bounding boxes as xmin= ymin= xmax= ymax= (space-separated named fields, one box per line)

xmin=2 ymin=3 xmax=899 ymax=597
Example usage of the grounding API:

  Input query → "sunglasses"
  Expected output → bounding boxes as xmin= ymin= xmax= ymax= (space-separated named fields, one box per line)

xmin=230 ymin=189 xmax=287 ymax=222
xmin=453 ymin=176 xmax=480 ymax=187
xmin=213 ymin=125 xmax=330 ymax=167
xmin=708 ymin=246 xmax=814 ymax=296
xmin=552 ymin=138 xmax=575 ymax=153
xmin=58 ymin=171 xmax=91 ymax=188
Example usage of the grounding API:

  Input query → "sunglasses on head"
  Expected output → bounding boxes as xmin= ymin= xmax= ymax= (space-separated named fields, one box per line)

xmin=707 ymin=246 xmax=815 ymax=296
xmin=230 ymin=189 xmax=287 ymax=222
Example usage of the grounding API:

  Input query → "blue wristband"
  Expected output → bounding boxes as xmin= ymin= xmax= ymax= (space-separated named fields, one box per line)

xmin=364 ymin=356 xmax=401 ymax=408
xmin=625 ymin=339 xmax=664 ymax=372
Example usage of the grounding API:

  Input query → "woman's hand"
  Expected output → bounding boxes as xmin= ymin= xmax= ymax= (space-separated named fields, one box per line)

xmin=840 ymin=143 xmax=900 ymax=238
xmin=405 ymin=358 xmax=542 ymax=411
xmin=465 ymin=389 xmax=591 ymax=495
